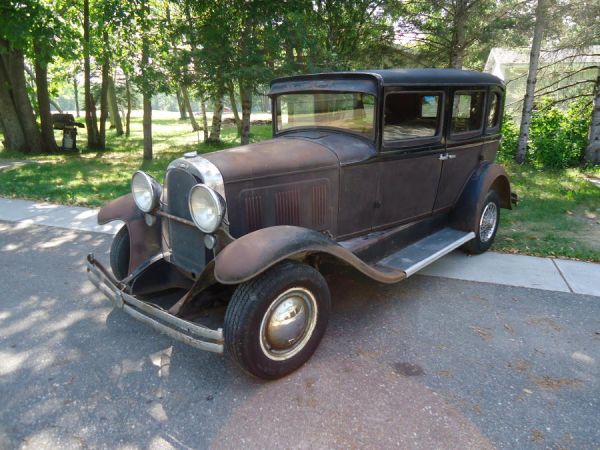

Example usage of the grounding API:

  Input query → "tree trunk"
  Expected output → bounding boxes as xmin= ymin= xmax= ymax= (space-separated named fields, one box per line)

xmin=125 ymin=76 xmax=132 ymax=137
xmin=181 ymin=85 xmax=200 ymax=131
xmin=449 ymin=0 xmax=467 ymax=69
xmin=227 ymin=81 xmax=242 ymax=135
xmin=83 ymin=0 xmax=100 ymax=148
xmin=33 ymin=49 xmax=58 ymax=153
xmin=516 ymin=0 xmax=547 ymax=164
xmin=200 ymin=97 xmax=208 ymax=142
xmin=141 ymin=4 xmax=152 ymax=160
xmin=0 ymin=58 xmax=27 ymax=152
xmin=107 ymin=76 xmax=123 ymax=135
xmin=0 ymin=45 xmax=41 ymax=153
xmin=97 ymin=32 xmax=110 ymax=149
xmin=73 ymin=76 xmax=80 ymax=117
xmin=240 ymin=81 xmax=252 ymax=145
xmin=209 ymin=96 xmax=223 ymax=143
xmin=143 ymin=94 xmax=152 ymax=160
xmin=176 ymin=88 xmax=187 ymax=120
xmin=585 ymin=74 xmax=600 ymax=164
xmin=49 ymin=98 xmax=63 ymax=113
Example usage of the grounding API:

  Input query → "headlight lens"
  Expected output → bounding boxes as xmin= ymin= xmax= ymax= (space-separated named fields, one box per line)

xmin=131 ymin=171 xmax=160 ymax=213
xmin=188 ymin=184 xmax=225 ymax=233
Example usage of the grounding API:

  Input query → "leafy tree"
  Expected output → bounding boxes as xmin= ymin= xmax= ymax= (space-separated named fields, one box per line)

xmin=395 ymin=0 xmax=531 ymax=69
xmin=0 ymin=0 xmax=78 ymax=153
xmin=516 ymin=0 xmax=550 ymax=164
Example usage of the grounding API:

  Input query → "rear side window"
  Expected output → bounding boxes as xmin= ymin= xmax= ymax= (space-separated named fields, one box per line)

xmin=486 ymin=92 xmax=501 ymax=130
xmin=451 ymin=91 xmax=484 ymax=135
xmin=384 ymin=92 xmax=442 ymax=144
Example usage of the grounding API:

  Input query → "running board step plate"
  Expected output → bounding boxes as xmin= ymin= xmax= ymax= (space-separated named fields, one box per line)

xmin=378 ymin=228 xmax=475 ymax=277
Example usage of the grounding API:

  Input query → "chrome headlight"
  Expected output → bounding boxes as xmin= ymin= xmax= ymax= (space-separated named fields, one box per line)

xmin=131 ymin=171 xmax=161 ymax=213
xmin=188 ymin=184 xmax=225 ymax=233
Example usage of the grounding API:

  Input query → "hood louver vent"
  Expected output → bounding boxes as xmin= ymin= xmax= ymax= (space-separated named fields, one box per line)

xmin=312 ymin=184 xmax=327 ymax=227
xmin=276 ymin=190 xmax=300 ymax=225
xmin=244 ymin=195 xmax=263 ymax=231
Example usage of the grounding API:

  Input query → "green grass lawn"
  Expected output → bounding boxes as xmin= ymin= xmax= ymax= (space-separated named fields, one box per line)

xmin=0 ymin=117 xmax=599 ymax=261
xmin=0 ymin=117 xmax=272 ymax=206
xmin=494 ymin=162 xmax=600 ymax=262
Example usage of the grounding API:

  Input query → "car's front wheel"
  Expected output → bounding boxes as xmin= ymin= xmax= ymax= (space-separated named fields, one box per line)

xmin=224 ymin=261 xmax=331 ymax=379
xmin=463 ymin=189 xmax=500 ymax=255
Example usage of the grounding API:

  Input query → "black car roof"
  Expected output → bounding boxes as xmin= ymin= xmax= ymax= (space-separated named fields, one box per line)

xmin=270 ymin=68 xmax=504 ymax=92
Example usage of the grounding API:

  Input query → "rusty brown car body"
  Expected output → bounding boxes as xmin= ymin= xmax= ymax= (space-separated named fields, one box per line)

xmin=87 ymin=69 xmax=515 ymax=379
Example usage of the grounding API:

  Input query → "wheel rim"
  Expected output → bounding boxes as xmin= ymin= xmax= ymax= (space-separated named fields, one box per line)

xmin=259 ymin=287 xmax=318 ymax=361
xmin=479 ymin=202 xmax=498 ymax=243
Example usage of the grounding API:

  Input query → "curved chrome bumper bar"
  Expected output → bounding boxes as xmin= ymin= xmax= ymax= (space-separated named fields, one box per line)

xmin=86 ymin=254 xmax=224 ymax=353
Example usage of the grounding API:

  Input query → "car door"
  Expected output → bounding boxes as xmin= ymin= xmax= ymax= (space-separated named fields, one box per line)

xmin=372 ymin=89 xmax=446 ymax=230
xmin=433 ymin=89 xmax=486 ymax=211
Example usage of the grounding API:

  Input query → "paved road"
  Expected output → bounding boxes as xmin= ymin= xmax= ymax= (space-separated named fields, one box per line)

xmin=1 ymin=221 xmax=599 ymax=449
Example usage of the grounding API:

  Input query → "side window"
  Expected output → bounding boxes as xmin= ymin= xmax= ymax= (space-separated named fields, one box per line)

xmin=451 ymin=91 xmax=484 ymax=135
xmin=384 ymin=92 xmax=442 ymax=144
xmin=486 ymin=92 xmax=501 ymax=130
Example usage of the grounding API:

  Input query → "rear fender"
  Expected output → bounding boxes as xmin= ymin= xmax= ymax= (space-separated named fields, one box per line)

xmin=98 ymin=194 xmax=161 ymax=272
xmin=450 ymin=162 xmax=512 ymax=232
xmin=213 ymin=225 xmax=406 ymax=285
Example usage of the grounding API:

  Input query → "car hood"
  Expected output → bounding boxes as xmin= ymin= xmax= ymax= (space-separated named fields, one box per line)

xmin=203 ymin=132 xmax=377 ymax=183
xmin=202 ymin=137 xmax=340 ymax=183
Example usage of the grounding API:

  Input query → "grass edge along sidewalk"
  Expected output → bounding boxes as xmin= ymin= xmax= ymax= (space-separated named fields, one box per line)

xmin=0 ymin=117 xmax=599 ymax=262
xmin=1 ymin=196 xmax=599 ymax=297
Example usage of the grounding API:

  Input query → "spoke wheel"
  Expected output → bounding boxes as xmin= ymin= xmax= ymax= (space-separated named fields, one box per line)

xmin=479 ymin=202 xmax=498 ymax=243
xmin=463 ymin=190 xmax=500 ymax=255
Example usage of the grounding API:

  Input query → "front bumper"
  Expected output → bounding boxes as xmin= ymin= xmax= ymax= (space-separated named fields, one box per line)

xmin=86 ymin=254 xmax=224 ymax=353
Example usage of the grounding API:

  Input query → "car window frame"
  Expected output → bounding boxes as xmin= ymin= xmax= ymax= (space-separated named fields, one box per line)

xmin=484 ymin=88 xmax=503 ymax=135
xmin=381 ymin=89 xmax=446 ymax=151
xmin=273 ymin=90 xmax=378 ymax=142
xmin=448 ymin=89 xmax=486 ymax=141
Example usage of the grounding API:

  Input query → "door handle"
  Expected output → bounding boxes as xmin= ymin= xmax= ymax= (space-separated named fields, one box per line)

xmin=447 ymin=154 xmax=457 ymax=159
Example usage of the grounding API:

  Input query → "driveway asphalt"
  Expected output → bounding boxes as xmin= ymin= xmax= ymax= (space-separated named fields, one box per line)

xmin=1 ymin=197 xmax=600 ymax=297
xmin=1 ymin=221 xmax=599 ymax=449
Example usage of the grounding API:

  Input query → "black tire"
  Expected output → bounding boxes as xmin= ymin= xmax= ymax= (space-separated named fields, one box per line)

xmin=463 ymin=190 xmax=500 ymax=255
xmin=224 ymin=261 xmax=331 ymax=380
xmin=110 ymin=226 xmax=130 ymax=280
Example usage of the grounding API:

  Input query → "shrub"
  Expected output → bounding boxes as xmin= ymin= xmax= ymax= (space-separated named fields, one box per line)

xmin=498 ymin=115 xmax=519 ymax=163
xmin=499 ymin=99 xmax=591 ymax=169
xmin=528 ymin=99 xmax=591 ymax=169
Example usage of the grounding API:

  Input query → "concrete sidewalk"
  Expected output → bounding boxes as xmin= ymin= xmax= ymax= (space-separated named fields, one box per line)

xmin=1 ymin=196 xmax=599 ymax=297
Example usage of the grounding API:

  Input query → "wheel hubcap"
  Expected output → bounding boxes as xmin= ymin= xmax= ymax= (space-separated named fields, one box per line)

xmin=260 ymin=287 xmax=318 ymax=361
xmin=479 ymin=202 xmax=498 ymax=243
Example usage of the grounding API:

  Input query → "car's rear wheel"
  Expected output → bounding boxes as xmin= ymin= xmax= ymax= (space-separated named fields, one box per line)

xmin=110 ymin=225 xmax=130 ymax=280
xmin=463 ymin=190 xmax=500 ymax=255
xmin=224 ymin=261 xmax=330 ymax=379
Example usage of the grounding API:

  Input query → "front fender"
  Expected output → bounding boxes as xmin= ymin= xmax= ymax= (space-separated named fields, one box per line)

xmin=98 ymin=194 xmax=161 ymax=272
xmin=213 ymin=225 xmax=407 ymax=285
xmin=450 ymin=162 xmax=512 ymax=233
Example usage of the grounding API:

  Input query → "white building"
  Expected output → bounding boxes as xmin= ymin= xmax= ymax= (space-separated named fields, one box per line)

xmin=484 ymin=47 xmax=600 ymax=118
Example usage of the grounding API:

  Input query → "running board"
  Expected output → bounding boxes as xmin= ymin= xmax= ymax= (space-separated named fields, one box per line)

xmin=378 ymin=228 xmax=475 ymax=277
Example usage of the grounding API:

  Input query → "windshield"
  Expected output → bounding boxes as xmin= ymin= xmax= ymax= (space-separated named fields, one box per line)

xmin=276 ymin=92 xmax=375 ymax=139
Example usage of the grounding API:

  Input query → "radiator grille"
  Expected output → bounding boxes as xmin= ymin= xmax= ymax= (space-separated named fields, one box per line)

xmin=164 ymin=168 xmax=206 ymax=274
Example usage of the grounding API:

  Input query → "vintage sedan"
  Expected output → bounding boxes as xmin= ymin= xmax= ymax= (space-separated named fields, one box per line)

xmin=87 ymin=69 xmax=516 ymax=379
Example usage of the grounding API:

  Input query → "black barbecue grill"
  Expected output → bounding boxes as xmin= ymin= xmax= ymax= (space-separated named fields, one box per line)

xmin=52 ymin=113 xmax=85 ymax=152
